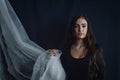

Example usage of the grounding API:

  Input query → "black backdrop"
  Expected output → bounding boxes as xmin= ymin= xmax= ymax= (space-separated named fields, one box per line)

xmin=9 ymin=0 xmax=120 ymax=80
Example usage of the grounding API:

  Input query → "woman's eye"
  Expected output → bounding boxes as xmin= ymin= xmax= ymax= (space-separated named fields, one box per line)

xmin=82 ymin=25 xmax=86 ymax=28
xmin=74 ymin=25 xmax=79 ymax=28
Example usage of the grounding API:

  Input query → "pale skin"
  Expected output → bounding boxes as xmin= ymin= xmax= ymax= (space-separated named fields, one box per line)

xmin=50 ymin=17 xmax=88 ymax=59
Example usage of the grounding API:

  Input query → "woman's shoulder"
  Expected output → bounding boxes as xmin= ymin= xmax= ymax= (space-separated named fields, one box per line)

xmin=88 ymin=43 xmax=103 ymax=54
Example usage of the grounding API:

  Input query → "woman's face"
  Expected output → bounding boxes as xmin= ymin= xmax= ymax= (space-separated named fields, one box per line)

xmin=74 ymin=17 xmax=88 ymax=39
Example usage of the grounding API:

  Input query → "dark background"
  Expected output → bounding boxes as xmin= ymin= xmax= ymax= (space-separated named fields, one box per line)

xmin=9 ymin=0 xmax=120 ymax=80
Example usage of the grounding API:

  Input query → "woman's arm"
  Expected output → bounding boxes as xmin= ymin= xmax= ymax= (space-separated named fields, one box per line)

xmin=95 ymin=47 xmax=106 ymax=80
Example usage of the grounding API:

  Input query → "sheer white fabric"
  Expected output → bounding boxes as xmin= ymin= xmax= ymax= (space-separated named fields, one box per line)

xmin=31 ymin=51 xmax=65 ymax=80
xmin=0 ymin=0 xmax=65 ymax=80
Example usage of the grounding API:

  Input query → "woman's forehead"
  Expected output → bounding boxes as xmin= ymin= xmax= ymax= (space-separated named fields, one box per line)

xmin=76 ymin=18 xmax=87 ymax=24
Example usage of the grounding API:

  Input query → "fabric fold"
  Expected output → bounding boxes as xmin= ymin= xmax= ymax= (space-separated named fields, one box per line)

xmin=0 ymin=0 xmax=65 ymax=80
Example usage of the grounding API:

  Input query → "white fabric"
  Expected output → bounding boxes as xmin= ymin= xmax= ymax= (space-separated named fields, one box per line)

xmin=0 ymin=0 xmax=65 ymax=80
xmin=31 ymin=51 xmax=65 ymax=80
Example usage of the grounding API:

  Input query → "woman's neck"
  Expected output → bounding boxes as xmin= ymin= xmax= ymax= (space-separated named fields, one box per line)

xmin=71 ymin=39 xmax=87 ymax=59
xmin=73 ymin=39 xmax=85 ymax=48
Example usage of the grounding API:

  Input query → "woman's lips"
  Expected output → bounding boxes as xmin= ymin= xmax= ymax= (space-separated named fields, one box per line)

xmin=78 ymin=33 xmax=84 ymax=35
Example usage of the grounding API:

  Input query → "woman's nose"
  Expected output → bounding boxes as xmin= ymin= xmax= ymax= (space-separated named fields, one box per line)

xmin=78 ymin=26 xmax=83 ymax=32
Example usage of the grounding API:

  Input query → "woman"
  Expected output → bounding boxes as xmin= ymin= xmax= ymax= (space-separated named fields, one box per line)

xmin=50 ymin=14 xmax=106 ymax=80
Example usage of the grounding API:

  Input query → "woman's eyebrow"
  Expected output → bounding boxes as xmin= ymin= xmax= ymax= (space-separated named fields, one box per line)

xmin=75 ymin=23 xmax=87 ymax=26
xmin=75 ymin=24 xmax=80 ymax=26
xmin=82 ymin=23 xmax=87 ymax=25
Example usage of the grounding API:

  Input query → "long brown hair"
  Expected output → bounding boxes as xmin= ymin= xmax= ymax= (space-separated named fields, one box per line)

xmin=63 ymin=14 xmax=97 ymax=55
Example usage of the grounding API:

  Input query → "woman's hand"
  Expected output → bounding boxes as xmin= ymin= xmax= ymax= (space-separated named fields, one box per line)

xmin=49 ymin=49 xmax=58 ymax=56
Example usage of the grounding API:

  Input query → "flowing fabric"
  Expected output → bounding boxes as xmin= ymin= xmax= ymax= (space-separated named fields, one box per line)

xmin=0 ymin=0 xmax=65 ymax=80
xmin=31 ymin=51 xmax=65 ymax=80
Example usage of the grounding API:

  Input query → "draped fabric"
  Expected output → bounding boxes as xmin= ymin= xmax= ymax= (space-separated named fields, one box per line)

xmin=0 ymin=0 xmax=65 ymax=80
xmin=31 ymin=51 xmax=65 ymax=80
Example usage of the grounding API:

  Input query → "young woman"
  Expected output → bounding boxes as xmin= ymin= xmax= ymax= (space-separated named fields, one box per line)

xmin=50 ymin=14 xmax=106 ymax=80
